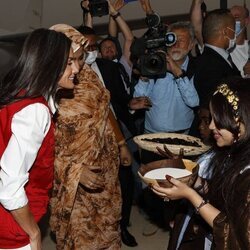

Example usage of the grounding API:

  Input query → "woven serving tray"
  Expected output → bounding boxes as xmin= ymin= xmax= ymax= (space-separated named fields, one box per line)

xmin=133 ymin=132 xmax=210 ymax=156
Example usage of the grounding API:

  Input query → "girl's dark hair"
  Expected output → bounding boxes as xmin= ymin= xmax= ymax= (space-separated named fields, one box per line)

xmin=207 ymin=78 xmax=250 ymax=248
xmin=0 ymin=28 xmax=71 ymax=107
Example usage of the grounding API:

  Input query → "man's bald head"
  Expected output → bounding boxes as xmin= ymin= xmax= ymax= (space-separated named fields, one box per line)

xmin=203 ymin=9 xmax=235 ymax=44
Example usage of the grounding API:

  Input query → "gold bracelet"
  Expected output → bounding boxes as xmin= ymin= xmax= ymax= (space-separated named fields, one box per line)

xmin=195 ymin=199 xmax=208 ymax=214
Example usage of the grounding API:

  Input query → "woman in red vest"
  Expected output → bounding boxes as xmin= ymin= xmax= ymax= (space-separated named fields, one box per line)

xmin=0 ymin=28 xmax=79 ymax=249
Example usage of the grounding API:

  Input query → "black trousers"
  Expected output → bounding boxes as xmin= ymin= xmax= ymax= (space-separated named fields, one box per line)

xmin=119 ymin=165 xmax=134 ymax=229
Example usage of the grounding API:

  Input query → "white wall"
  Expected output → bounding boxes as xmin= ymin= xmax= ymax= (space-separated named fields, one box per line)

xmin=0 ymin=0 xmax=248 ymax=36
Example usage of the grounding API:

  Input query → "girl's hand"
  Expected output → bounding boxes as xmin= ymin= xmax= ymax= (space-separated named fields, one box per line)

xmin=151 ymin=175 xmax=193 ymax=201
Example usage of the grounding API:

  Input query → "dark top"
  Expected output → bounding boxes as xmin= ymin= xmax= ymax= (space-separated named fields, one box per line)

xmin=96 ymin=58 xmax=136 ymax=135
xmin=194 ymin=46 xmax=241 ymax=107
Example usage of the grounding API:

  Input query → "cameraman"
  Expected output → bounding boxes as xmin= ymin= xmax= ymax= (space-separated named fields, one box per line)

xmin=134 ymin=21 xmax=199 ymax=136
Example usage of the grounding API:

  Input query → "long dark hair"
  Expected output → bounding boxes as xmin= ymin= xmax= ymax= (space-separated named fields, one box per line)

xmin=0 ymin=28 xmax=71 ymax=107
xmin=207 ymin=78 xmax=250 ymax=248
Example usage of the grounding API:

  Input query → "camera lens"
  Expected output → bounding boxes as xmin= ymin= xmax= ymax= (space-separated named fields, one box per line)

xmin=144 ymin=53 xmax=165 ymax=74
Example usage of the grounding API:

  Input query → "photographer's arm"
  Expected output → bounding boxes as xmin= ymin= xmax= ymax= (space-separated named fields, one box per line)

xmin=190 ymin=0 xmax=204 ymax=47
xmin=108 ymin=0 xmax=134 ymax=66
xmin=109 ymin=15 xmax=118 ymax=37
xmin=166 ymin=54 xmax=199 ymax=107
xmin=81 ymin=0 xmax=93 ymax=27
xmin=139 ymin=0 xmax=154 ymax=15
xmin=85 ymin=12 xmax=93 ymax=28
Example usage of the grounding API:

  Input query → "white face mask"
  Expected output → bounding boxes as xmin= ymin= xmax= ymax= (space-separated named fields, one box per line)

xmin=225 ymin=27 xmax=236 ymax=51
xmin=85 ymin=50 xmax=98 ymax=65
xmin=235 ymin=21 xmax=245 ymax=36
xmin=227 ymin=36 xmax=237 ymax=51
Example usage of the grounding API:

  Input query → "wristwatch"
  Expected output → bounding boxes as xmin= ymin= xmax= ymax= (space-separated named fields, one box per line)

xmin=111 ymin=12 xmax=121 ymax=20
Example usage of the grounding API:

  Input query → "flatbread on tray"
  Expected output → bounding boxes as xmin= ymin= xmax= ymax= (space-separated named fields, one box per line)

xmin=133 ymin=132 xmax=210 ymax=156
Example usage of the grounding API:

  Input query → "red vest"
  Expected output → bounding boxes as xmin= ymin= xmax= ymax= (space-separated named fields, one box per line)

xmin=0 ymin=97 xmax=55 ymax=248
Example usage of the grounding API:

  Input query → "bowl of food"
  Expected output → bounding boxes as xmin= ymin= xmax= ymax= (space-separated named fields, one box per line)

xmin=133 ymin=132 xmax=210 ymax=156
xmin=138 ymin=158 xmax=199 ymax=188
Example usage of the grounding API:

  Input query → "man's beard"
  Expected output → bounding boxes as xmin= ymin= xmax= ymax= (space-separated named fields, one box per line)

xmin=169 ymin=49 xmax=188 ymax=61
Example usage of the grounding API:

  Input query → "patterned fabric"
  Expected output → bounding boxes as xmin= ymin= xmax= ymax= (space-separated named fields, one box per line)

xmin=50 ymin=64 xmax=122 ymax=249
xmin=49 ymin=24 xmax=88 ymax=53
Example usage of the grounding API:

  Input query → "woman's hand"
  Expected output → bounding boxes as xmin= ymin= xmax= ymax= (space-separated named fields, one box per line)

xmin=79 ymin=165 xmax=105 ymax=190
xmin=151 ymin=176 xmax=193 ymax=201
xmin=11 ymin=205 xmax=41 ymax=250
xmin=119 ymin=143 xmax=132 ymax=166
xmin=30 ymin=232 xmax=42 ymax=250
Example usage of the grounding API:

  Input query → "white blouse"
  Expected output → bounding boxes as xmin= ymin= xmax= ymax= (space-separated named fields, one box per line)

xmin=0 ymin=103 xmax=52 ymax=210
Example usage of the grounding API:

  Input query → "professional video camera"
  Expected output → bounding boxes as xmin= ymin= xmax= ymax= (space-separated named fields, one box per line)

xmin=81 ymin=0 xmax=109 ymax=17
xmin=130 ymin=13 xmax=177 ymax=77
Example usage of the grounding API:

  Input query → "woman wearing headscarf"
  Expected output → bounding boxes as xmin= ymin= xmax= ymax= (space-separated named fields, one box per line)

xmin=49 ymin=24 xmax=130 ymax=249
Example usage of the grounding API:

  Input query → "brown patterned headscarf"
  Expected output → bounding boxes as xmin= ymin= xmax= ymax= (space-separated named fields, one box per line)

xmin=50 ymin=24 xmax=88 ymax=53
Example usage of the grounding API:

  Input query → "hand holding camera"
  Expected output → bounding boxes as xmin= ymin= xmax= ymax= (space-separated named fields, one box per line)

xmin=81 ymin=0 xmax=109 ymax=17
xmin=109 ymin=0 xmax=126 ymax=12
xmin=81 ymin=0 xmax=90 ymax=12
xmin=166 ymin=54 xmax=183 ymax=78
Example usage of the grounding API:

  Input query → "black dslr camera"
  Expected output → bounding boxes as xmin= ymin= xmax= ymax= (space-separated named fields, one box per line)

xmin=131 ymin=13 xmax=176 ymax=77
xmin=88 ymin=0 xmax=109 ymax=17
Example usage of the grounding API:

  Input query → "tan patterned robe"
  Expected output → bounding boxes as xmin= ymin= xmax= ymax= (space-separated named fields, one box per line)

xmin=50 ymin=64 xmax=122 ymax=249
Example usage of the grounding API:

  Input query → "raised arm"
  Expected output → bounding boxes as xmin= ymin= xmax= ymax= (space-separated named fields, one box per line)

xmin=81 ymin=0 xmax=93 ymax=28
xmin=139 ymin=0 xmax=154 ymax=15
xmin=108 ymin=0 xmax=134 ymax=66
xmin=190 ymin=0 xmax=204 ymax=47
xmin=108 ymin=0 xmax=127 ymax=38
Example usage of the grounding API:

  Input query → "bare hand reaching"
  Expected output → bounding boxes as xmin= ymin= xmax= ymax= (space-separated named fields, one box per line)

xmin=129 ymin=96 xmax=152 ymax=110
xmin=156 ymin=145 xmax=184 ymax=159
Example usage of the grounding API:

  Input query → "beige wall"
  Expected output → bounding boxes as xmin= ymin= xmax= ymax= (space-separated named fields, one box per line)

xmin=0 ymin=0 xmax=249 ymax=36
